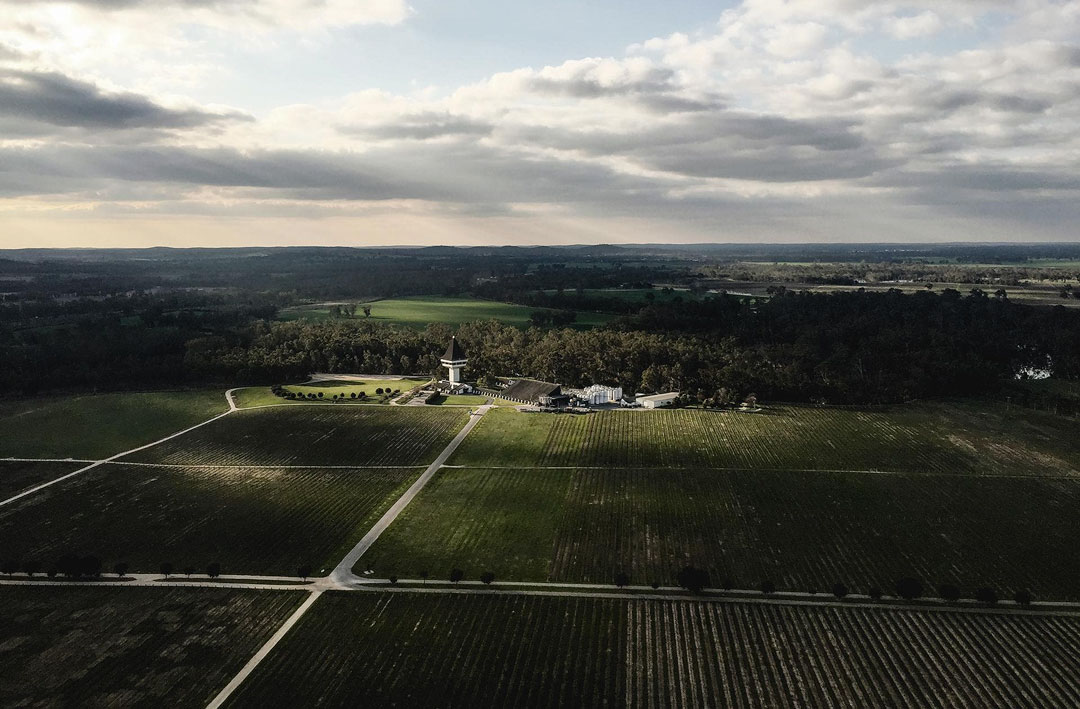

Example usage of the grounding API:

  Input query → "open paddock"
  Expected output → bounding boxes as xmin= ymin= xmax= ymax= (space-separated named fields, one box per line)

xmin=449 ymin=403 xmax=1080 ymax=475
xmin=234 ymin=378 xmax=429 ymax=408
xmin=223 ymin=592 xmax=1080 ymax=708
xmin=123 ymin=405 xmax=469 ymax=467
xmin=362 ymin=466 xmax=1080 ymax=599
xmin=0 ymin=464 xmax=421 ymax=576
xmin=0 ymin=586 xmax=303 ymax=708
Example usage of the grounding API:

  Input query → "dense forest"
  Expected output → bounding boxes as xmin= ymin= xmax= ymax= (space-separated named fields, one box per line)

xmin=2 ymin=246 xmax=1079 ymax=403
xmin=179 ymin=289 xmax=1080 ymax=405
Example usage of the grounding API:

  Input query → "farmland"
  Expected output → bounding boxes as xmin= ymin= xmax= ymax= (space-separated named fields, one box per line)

xmin=0 ymin=464 xmax=421 ymax=575
xmin=0 ymin=389 xmax=228 ymax=459
xmin=278 ymin=295 xmax=616 ymax=329
xmin=449 ymin=404 xmax=1080 ymax=475
xmin=224 ymin=592 xmax=1080 ymax=708
xmin=361 ymin=466 xmax=1080 ymax=598
xmin=0 ymin=460 xmax=82 ymax=500
xmin=124 ymin=406 xmax=468 ymax=467
xmin=0 ymin=586 xmax=303 ymax=708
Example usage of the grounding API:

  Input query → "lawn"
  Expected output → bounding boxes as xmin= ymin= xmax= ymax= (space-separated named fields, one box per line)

xmin=360 ymin=466 xmax=1080 ymax=599
xmin=224 ymin=592 xmax=1080 ymax=708
xmin=0 ymin=390 xmax=229 ymax=459
xmin=0 ymin=460 xmax=82 ymax=500
xmin=448 ymin=403 xmax=1080 ymax=475
xmin=123 ymin=405 xmax=469 ymax=467
xmin=278 ymin=295 xmax=616 ymax=329
xmin=0 ymin=586 xmax=303 ymax=708
xmin=234 ymin=378 xmax=429 ymax=408
xmin=0 ymin=463 xmax=421 ymax=575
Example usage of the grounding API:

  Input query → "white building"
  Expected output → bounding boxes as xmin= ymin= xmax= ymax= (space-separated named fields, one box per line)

xmin=639 ymin=392 xmax=679 ymax=409
xmin=440 ymin=337 xmax=468 ymax=384
xmin=573 ymin=384 xmax=623 ymax=406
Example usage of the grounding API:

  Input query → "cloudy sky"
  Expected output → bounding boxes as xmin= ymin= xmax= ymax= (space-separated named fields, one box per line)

xmin=1 ymin=0 xmax=1078 ymax=247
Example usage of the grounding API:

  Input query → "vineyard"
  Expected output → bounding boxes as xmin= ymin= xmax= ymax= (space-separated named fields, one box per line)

xmin=123 ymin=406 xmax=469 ymax=467
xmin=0 ymin=389 xmax=229 ymax=459
xmin=0 ymin=460 xmax=81 ymax=499
xmin=362 ymin=466 xmax=1080 ymax=598
xmin=449 ymin=404 xmax=1080 ymax=475
xmin=0 ymin=464 xmax=421 ymax=575
xmin=224 ymin=592 xmax=1080 ymax=708
xmin=0 ymin=586 xmax=303 ymax=708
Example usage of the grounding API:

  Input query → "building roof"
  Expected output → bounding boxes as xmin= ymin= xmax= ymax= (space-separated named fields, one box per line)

xmin=441 ymin=337 xmax=467 ymax=362
xmin=639 ymin=391 xmax=680 ymax=402
xmin=502 ymin=379 xmax=561 ymax=403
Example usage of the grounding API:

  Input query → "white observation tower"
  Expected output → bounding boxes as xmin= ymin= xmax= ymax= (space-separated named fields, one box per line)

xmin=441 ymin=337 xmax=468 ymax=384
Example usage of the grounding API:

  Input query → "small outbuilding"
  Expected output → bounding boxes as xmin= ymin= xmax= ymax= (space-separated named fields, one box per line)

xmin=639 ymin=392 xmax=680 ymax=409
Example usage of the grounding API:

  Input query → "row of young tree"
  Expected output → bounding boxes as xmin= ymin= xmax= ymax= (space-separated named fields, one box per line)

xmin=186 ymin=290 xmax=1080 ymax=404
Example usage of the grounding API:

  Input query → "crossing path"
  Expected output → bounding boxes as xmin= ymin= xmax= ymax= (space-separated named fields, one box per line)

xmin=329 ymin=404 xmax=492 ymax=586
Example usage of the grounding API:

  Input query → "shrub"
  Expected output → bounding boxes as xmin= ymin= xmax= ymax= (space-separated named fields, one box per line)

xmin=676 ymin=566 xmax=710 ymax=594
xmin=975 ymin=587 xmax=998 ymax=605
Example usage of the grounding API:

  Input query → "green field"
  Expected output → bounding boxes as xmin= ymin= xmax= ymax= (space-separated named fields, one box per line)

xmin=0 ymin=586 xmax=303 ymax=708
xmin=278 ymin=295 xmax=616 ymax=329
xmin=0 ymin=464 xmax=421 ymax=575
xmin=0 ymin=390 xmax=229 ymax=459
xmin=362 ymin=466 xmax=1080 ymax=598
xmin=448 ymin=404 xmax=1080 ymax=475
xmin=0 ymin=460 xmax=82 ymax=500
xmin=124 ymin=406 xmax=468 ymax=467
xmin=225 ymin=592 xmax=1080 ymax=708
xmin=234 ymin=378 xmax=429 ymax=408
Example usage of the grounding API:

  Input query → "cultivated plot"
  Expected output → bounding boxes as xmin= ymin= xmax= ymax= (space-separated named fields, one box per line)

xmin=362 ymin=467 xmax=1080 ymax=599
xmin=0 ymin=464 xmax=421 ymax=575
xmin=450 ymin=404 xmax=1080 ymax=475
xmin=123 ymin=406 xmax=469 ymax=467
xmin=0 ymin=460 xmax=82 ymax=500
xmin=224 ymin=592 xmax=1080 ymax=708
xmin=0 ymin=586 xmax=303 ymax=708
xmin=0 ymin=389 xmax=228 ymax=459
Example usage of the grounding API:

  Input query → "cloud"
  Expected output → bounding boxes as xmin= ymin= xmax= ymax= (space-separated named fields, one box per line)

xmin=339 ymin=112 xmax=493 ymax=141
xmin=884 ymin=11 xmax=945 ymax=39
xmin=0 ymin=68 xmax=250 ymax=135
xmin=1 ymin=0 xmax=413 ymax=30
xmin=3 ymin=0 xmax=1080 ymax=245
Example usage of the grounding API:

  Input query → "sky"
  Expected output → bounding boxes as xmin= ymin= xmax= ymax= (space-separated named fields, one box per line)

xmin=1 ymin=0 xmax=1079 ymax=247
